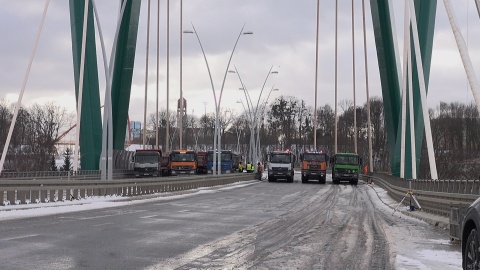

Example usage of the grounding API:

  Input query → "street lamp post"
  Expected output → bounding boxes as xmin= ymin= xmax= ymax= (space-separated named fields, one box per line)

xmin=179 ymin=0 xmax=184 ymax=150
xmin=257 ymin=87 xmax=278 ymax=161
xmin=184 ymin=24 xmax=252 ymax=175
xmin=230 ymin=66 xmax=278 ymax=166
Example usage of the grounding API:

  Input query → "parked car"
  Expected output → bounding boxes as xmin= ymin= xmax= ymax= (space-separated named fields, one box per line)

xmin=462 ymin=197 xmax=480 ymax=269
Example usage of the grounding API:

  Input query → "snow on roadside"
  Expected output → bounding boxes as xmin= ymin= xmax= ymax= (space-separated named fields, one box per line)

xmin=366 ymin=183 xmax=462 ymax=270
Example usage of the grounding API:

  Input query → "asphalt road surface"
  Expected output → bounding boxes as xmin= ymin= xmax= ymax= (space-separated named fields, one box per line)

xmin=0 ymin=174 xmax=461 ymax=269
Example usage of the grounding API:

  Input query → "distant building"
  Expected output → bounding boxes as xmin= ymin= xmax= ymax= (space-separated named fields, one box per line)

xmin=130 ymin=121 xmax=141 ymax=140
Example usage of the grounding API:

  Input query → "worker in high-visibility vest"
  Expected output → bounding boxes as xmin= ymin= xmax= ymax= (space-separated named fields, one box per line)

xmin=238 ymin=162 xmax=243 ymax=173
xmin=246 ymin=162 xmax=253 ymax=173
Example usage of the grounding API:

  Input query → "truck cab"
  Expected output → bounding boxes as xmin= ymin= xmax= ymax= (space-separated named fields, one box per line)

xmin=267 ymin=150 xmax=296 ymax=183
xmin=300 ymin=151 xmax=328 ymax=184
xmin=133 ymin=149 xmax=162 ymax=177
xmin=330 ymin=153 xmax=362 ymax=185
xmin=169 ymin=150 xmax=197 ymax=175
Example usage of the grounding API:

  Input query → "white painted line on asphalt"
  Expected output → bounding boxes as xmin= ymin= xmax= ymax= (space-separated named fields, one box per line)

xmin=93 ymin=223 xmax=113 ymax=227
xmin=1 ymin=234 xmax=39 ymax=241
xmin=140 ymin=215 xmax=159 ymax=219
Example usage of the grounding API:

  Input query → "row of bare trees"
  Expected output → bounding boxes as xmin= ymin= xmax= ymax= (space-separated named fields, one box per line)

xmin=1 ymin=97 xmax=478 ymax=179
xmin=145 ymin=96 xmax=480 ymax=179
xmin=0 ymin=100 xmax=73 ymax=171
xmin=427 ymin=102 xmax=480 ymax=179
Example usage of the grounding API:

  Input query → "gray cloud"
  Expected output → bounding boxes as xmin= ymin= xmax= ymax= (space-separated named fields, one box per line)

xmin=0 ymin=0 xmax=479 ymax=127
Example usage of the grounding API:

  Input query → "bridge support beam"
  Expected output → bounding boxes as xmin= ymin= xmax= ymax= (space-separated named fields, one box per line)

xmin=111 ymin=0 xmax=142 ymax=150
xmin=69 ymin=0 xmax=142 ymax=170
xmin=69 ymin=0 xmax=102 ymax=170
xmin=370 ymin=0 xmax=437 ymax=178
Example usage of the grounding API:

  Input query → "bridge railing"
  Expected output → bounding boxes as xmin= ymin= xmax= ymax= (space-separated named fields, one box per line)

xmin=0 ymin=170 xmax=133 ymax=180
xmin=369 ymin=173 xmax=478 ymax=217
xmin=369 ymin=173 xmax=480 ymax=240
xmin=0 ymin=174 xmax=254 ymax=206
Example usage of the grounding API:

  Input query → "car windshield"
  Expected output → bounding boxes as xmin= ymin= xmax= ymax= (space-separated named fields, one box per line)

xmin=303 ymin=154 xmax=326 ymax=162
xmin=270 ymin=154 xmax=291 ymax=163
xmin=135 ymin=154 xmax=159 ymax=163
xmin=336 ymin=156 xmax=358 ymax=165
xmin=170 ymin=153 xmax=195 ymax=162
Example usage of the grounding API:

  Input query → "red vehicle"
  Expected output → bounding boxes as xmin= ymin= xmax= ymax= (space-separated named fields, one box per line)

xmin=196 ymin=151 xmax=208 ymax=174
xmin=161 ymin=155 xmax=171 ymax=176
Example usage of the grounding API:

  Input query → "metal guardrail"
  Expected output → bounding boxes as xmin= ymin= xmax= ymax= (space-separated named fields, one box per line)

xmin=369 ymin=173 xmax=479 ymax=217
xmin=0 ymin=170 xmax=133 ymax=180
xmin=368 ymin=173 xmax=480 ymax=241
xmin=0 ymin=174 xmax=254 ymax=206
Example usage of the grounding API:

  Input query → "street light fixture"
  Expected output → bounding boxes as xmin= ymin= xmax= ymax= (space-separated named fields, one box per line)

xmin=256 ymin=87 xmax=279 ymax=160
xmin=232 ymin=66 xmax=279 ymax=164
xmin=184 ymin=24 xmax=252 ymax=175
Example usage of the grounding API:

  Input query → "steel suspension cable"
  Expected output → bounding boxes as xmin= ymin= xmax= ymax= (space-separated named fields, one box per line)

xmin=0 ymin=0 xmax=51 ymax=175
xmin=352 ymin=0 xmax=357 ymax=154
xmin=314 ymin=0 xmax=320 ymax=150
xmin=334 ymin=0 xmax=338 ymax=154
xmin=400 ymin=0 xmax=409 ymax=178
xmin=361 ymin=0 xmax=373 ymax=174
xmin=443 ymin=0 xmax=480 ymax=114
xmin=156 ymin=0 xmax=160 ymax=149
xmin=143 ymin=0 xmax=152 ymax=149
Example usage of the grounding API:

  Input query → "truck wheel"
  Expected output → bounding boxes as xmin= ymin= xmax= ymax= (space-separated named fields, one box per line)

xmin=268 ymin=176 xmax=275 ymax=182
xmin=350 ymin=180 xmax=358 ymax=185
xmin=320 ymin=176 xmax=326 ymax=184
xmin=301 ymin=176 xmax=307 ymax=183
xmin=287 ymin=176 xmax=293 ymax=183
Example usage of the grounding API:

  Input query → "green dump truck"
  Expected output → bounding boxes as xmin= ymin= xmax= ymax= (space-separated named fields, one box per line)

xmin=330 ymin=153 xmax=362 ymax=185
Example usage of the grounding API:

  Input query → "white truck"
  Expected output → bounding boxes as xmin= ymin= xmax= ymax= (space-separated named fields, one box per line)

xmin=267 ymin=150 xmax=295 ymax=183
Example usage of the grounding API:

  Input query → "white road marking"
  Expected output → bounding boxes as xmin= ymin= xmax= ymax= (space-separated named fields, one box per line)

xmin=140 ymin=215 xmax=158 ymax=219
xmin=1 ymin=234 xmax=39 ymax=241
xmin=93 ymin=223 xmax=113 ymax=227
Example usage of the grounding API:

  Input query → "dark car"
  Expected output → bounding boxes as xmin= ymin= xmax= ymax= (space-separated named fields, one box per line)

xmin=462 ymin=197 xmax=480 ymax=269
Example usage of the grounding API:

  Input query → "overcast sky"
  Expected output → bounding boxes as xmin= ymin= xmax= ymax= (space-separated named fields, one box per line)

xmin=1 ymin=1 xmax=479 ymax=130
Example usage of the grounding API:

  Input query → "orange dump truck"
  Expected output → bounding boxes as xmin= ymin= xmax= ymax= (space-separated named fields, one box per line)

xmin=300 ymin=151 xmax=328 ymax=184
xmin=169 ymin=150 xmax=197 ymax=175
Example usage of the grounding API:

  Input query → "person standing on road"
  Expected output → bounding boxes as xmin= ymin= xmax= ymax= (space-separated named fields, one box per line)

xmin=255 ymin=162 xmax=263 ymax=180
